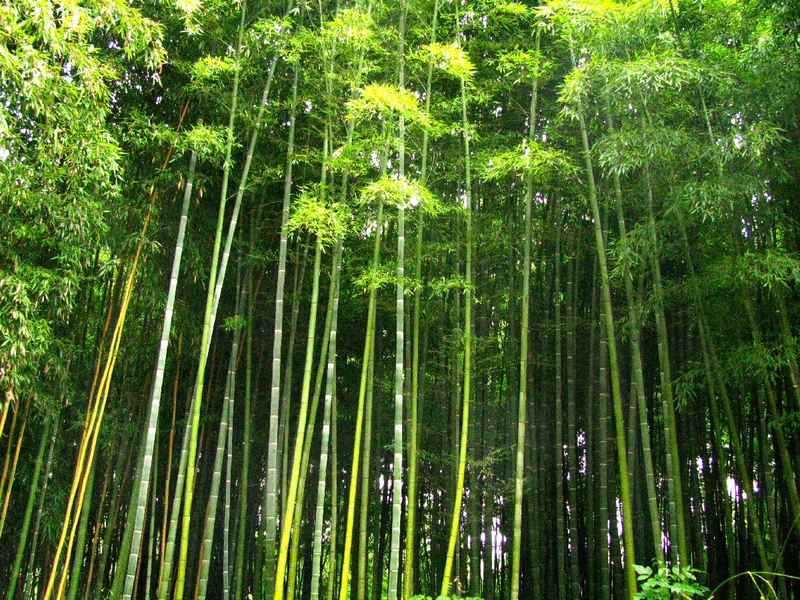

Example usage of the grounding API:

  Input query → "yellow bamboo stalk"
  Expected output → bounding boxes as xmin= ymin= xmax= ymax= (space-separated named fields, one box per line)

xmin=43 ymin=199 xmax=154 ymax=600
xmin=0 ymin=393 xmax=19 ymax=503
xmin=43 ymin=99 xmax=189 ymax=600
xmin=54 ymin=235 xmax=147 ymax=600
xmin=0 ymin=388 xmax=13 ymax=445
xmin=0 ymin=396 xmax=30 ymax=537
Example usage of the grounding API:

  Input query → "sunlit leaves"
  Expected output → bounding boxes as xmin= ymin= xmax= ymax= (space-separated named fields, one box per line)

xmin=250 ymin=16 xmax=293 ymax=47
xmin=319 ymin=8 xmax=376 ymax=50
xmin=360 ymin=175 xmax=439 ymax=212
xmin=604 ymin=51 xmax=704 ymax=98
xmin=482 ymin=141 xmax=576 ymax=182
xmin=347 ymin=83 xmax=432 ymax=129
xmin=417 ymin=42 xmax=475 ymax=80
xmin=560 ymin=52 xmax=705 ymax=113
xmin=190 ymin=55 xmax=238 ymax=83
xmin=495 ymin=48 xmax=548 ymax=84
xmin=491 ymin=2 xmax=530 ymax=17
xmin=288 ymin=189 xmax=349 ymax=246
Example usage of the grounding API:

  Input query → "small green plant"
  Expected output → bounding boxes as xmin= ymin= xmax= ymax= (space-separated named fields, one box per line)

xmin=634 ymin=562 xmax=709 ymax=599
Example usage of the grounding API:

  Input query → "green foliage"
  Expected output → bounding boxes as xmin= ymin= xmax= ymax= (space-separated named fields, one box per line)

xmin=416 ymin=42 xmax=475 ymax=80
xmin=0 ymin=0 xmax=163 ymax=398
xmin=222 ymin=314 xmax=246 ymax=332
xmin=595 ymin=125 xmax=699 ymax=177
xmin=495 ymin=48 xmax=549 ymax=84
xmin=634 ymin=563 xmax=709 ymax=599
xmin=183 ymin=124 xmax=228 ymax=160
xmin=190 ymin=55 xmax=238 ymax=83
xmin=738 ymin=248 xmax=800 ymax=289
xmin=288 ymin=188 xmax=350 ymax=246
xmin=481 ymin=141 xmax=576 ymax=182
xmin=319 ymin=8 xmax=376 ymax=51
xmin=360 ymin=175 xmax=439 ymax=213
xmin=352 ymin=263 xmax=395 ymax=292
xmin=250 ymin=15 xmax=294 ymax=46
xmin=491 ymin=2 xmax=529 ymax=17
xmin=412 ymin=595 xmax=484 ymax=600
xmin=347 ymin=84 xmax=433 ymax=130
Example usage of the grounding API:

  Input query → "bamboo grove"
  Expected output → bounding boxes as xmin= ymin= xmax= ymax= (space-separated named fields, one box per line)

xmin=2 ymin=0 xmax=800 ymax=599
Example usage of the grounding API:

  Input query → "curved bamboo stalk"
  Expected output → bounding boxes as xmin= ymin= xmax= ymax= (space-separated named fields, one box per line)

xmin=440 ymin=23 xmax=473 ymax=593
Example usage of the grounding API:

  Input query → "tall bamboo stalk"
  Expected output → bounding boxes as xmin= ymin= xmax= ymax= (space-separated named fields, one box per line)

xmin=440 ymin=16 xmax=473 ymax=592
xmin=273 ymin=234 xmax=323 ymax=600
xmin=387 ymin=2 xmax=408 ymax=597
xmin=569 ymin=41 xmax=636 ymax=600
xmin=403 ymin=3 xmax=439 ymax=597
xmin=511 ymin=30 xmax=540 ymax=600
xmin=311 ymin=238 xmax=343 ymax=600
xmin=263 ymin=53 xmax=302 ymax=600
xmin=5 ymin=416 xmax=52 ymax=600
xmin=121 ymin=148 xmax=197 ymax=600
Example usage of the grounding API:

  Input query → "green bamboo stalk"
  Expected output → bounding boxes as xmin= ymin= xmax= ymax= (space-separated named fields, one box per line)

xmin=604 ymin=104 xmax=665 ymax=564
xmin=110 ymin=405 xmax=149 ymax=599
xmin=387 ymin=2 xmax=408 ymax=597
xmin=340 ymin=215 xmax=383 ymax=600
xmin=145 ymin=446 xmax=158 ymax=600
xmin=569 ymin=41 xmax=636 ymax=600
xmin=311 ymin=238 xmax=343 ymax=600
xmin=263 ymin=55 xmax=302 ymax=600
xmin=356 ymin=330 xmax=376 ymax=600
xmin=157 ymin=387 xmax=195 ymax=600
xmin=565 ymin=241 xmax=582 ymax=598
xmin=235 ymin=213 xmax=257 ymax=600
xmin=196 ymin=362 xmax=236 ymax=600
xmin=511 ymin=30 xmax=540 ymax=600
xmin=0 ymin=396 xmax=27 ymax=539
xmin=638 ymin=127 xmax=688 ymax=565
xmin=402 ymin=3 xmax=439 ymax=598
xmin=553 ymin=197 xmax=566 ymax=599
xmin=274 ymin=230 xmax=323 ymax=600
xmin=65 ymin=460 xmax=95 ymax=600
xmin=286 ymin=131 xmax=335 ymax=600
xmin=121 ymin=148 xmax=197 ymax=600
xmin=327 ymin=386 xmax=339 ymax=600
xmin=440 ymin=25 xmax=473 ymax=594
xmin=172 ymin=0 xmax=247 ymax=591
xmin=5 ymin=416 xmax=52 ymax=600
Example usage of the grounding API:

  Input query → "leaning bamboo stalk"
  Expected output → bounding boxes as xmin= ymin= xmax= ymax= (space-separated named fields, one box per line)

xmin=310 ymin=238 xmax=343 ymax=600
xmin=120 ymin=149 xmax=197 ymax=599
xmin=45 ymin=194 xmax=154 ymax=600
xmin=273 ymin=237 xmax=324 ymax=600
xmin=569 ymin=40 xmax=637 ymax=600
xmin=0 ymin=391 xmax=21 ymax=511
xmin=4 ymin=415 xmax=51 ymax=600
xmin=604 ymin=103 xmax=665 ymax=564
xmin=0 ymin=395 xmax=29 ymax=539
